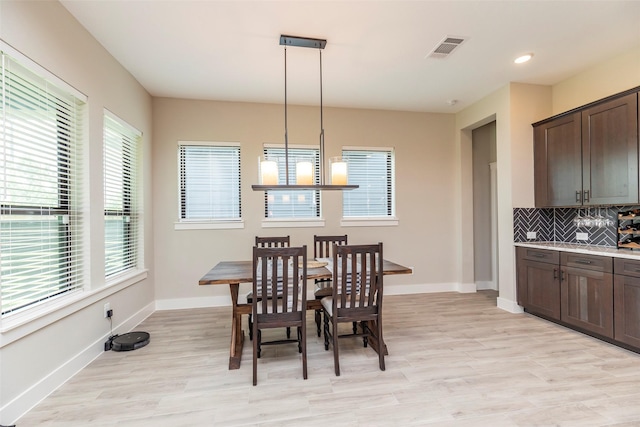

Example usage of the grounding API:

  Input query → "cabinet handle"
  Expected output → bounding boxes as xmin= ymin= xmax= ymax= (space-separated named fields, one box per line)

xmin=574 ymin=259 xmax=592 ymax=265
xmin=561 ymin=270 xmax=565 ymax=281
xmin=553 ymin=268 xmax=558 ymax=279
xmin=532 ymin=253 xmax=545 ymax=258
xmin=576 ymin=191 xmax=582 ymax=203
xmin=583 ymin=190 xmax=590 ymax=203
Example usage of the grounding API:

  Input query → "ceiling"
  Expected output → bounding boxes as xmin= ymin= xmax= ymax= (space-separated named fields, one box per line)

xmin=60 ymin=0 xmax=640 ymax=113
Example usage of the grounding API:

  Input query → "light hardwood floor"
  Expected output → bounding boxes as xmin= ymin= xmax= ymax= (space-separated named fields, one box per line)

xmin=16 ymin=291 xmax=640 ymax=426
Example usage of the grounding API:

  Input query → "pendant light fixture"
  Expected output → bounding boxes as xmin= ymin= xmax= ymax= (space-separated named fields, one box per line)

xmin=252 ymin=35 xmax=358 ymax=191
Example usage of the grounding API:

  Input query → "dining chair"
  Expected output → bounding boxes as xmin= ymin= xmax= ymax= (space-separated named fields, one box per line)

xmin=247 ymin=236 xmax=290 ymax=340
xmin=322 ymin=242 xmax=384 ymax=376
xmin=312 ymin=235 xmax=348 ymax=336
xmin=252 ymin=245 xmax=308 ymax=385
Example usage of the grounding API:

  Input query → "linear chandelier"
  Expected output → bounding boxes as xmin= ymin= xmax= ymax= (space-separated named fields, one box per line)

xmin=251 ymin=35 xmax=358 ymax=191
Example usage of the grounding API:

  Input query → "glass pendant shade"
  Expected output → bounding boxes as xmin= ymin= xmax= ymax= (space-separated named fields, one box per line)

xmin=260 ymin=159 xmax=278 ymax=185
xmin=330 ymin=157 xmax=348 ymax=185
xmin=296 ymin=161 xmax=313 ymax=185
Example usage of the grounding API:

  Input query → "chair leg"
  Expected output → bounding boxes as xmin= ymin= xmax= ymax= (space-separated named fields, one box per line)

xmin=301 ymin=322 xmax=308 ymax=380
xmin=257 ymin=329 xmax=262 ymax=358
xmin=252 ymin=318 xmax=258 ymax=386
xmin=287 ymin=326 xmax=291 ymax=339
xmin=315 ymin=309 xmax=322 ymax=337
xmin=323 ymin=310 xmax=330 ymax=351
xmin=332 ymin=316 xmax=340 ymax=376
xmin=362 ymin=320 xmax=368 ymax=347
xmin=376 ymin=319 xmax=385 ymax=371
xmin=248 ymin=313 xmax=253 ymax=341
xmin=297 ymin=327 xmax=302 ymax=353
xmin=352 ymin=321 xmax=357 ymax=335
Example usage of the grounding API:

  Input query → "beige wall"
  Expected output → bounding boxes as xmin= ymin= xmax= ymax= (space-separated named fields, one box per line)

xmin=552 ymin=47 xmax=640 ymax=114
xmin=152 ymin=98 xmax=459 ymax=307
xmin=0 ymin=1 xmax=153 ymax=423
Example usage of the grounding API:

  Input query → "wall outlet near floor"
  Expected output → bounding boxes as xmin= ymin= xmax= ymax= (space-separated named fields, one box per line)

xmin=526 ymin=231 xmax=537 ymax=239
xmin=104 ymin=302 xmax=111 ymax=318
xmin=576 ymin=232 xmax=589 ymax=241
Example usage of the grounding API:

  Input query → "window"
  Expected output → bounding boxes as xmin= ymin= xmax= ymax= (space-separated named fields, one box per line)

xmin=0 ymin=51 xmax=86 ymax=316
xmin=263 ymin=145 xmax=320 ymax=218
xmin=178 ymin=142 xmax=241 ymax=221
xmin=342 ymin=148 xmax=395 ymax=218
xmin=104 ymin=112 xmax=141 ymax=279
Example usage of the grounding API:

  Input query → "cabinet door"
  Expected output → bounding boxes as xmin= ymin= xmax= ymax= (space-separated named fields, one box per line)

xmin=534 ymin=112 xmax=582 ymax=207
xmin=561 ymin=267 xmax=613 ymax=338
xmin=517 ymin=258 xmax=561 ymax=320
xmin=582 ymin=93 xmax=639 ymax=205
xmin=614 ymin=274 xmax=640 ymax=348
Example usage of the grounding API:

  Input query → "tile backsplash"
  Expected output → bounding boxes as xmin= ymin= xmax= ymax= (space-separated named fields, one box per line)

xmin=512 ymin=206 xmax=634 ymax=247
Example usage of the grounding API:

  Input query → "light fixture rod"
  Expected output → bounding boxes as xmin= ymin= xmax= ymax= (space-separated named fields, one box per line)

xmin=284 ymin=46 xmax=290 ymax=185
xmin=319 ymin=49 xmax=325 ymax=185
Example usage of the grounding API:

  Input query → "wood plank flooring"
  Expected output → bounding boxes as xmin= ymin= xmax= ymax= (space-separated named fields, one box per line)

xmin=16 ymin=291 xmax=640 ymax=426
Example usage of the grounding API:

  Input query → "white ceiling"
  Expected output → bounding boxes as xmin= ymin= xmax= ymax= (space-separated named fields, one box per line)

xmin=60 ymin=0 xmax=640 ymax=113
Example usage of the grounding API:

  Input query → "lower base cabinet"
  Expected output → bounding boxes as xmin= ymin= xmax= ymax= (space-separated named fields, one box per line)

xmin=614 ymin=258 xmax=640 ymax=348
xmin=560 ymin=252 xmax=613 ymax=338
xmin=516 ymin=246 xmax=639 ymax=353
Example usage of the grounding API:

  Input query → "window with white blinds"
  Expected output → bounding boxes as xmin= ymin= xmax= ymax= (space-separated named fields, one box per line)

xmin=104 ymin=112 xmax=141 ymax=279
xmin=263 ymin=146 xmax=320 ymax=218
xmin=0 ymin=51 xmax=86 ymax=316
xmin=342 ymin=148 xmax=395 ymax=218
xmin=178 ymin=143 xmax=241 ymax=221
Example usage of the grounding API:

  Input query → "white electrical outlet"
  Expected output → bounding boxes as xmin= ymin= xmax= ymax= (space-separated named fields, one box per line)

xmin=526 ymin=231 xmax=537 ymax=239
xmin=104 ymin=302 xmax=111 ymax=318
xmin=576 ymin=232 xmax=589 ymax=241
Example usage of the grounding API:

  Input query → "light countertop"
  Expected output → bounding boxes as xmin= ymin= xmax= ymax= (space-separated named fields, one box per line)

xmin=514 ymin=241 xmax=640 ymax=260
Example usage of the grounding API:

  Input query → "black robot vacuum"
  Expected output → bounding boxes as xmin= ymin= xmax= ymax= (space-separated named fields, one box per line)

xmin=105 ymin=331 xmax=150 ymax=351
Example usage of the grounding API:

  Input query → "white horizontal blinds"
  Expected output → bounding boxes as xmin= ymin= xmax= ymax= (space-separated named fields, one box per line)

xmin=104 ymin=113 xmax=141 ymax=278
xmin=179 ymin=143 xmax=241 ymax=220
xmin=263 ymin=146 xmax=320 ymax=218
xmin=342 ymin=148 xmax=394 ymax=217
xmin=0 ymin=52 xmax=85 ymax=315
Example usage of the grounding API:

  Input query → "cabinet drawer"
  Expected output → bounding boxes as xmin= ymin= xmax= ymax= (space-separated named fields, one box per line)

xmin=614 ymin=257 xmax=640 ymax=278
xmin=517 ymin=247 xmax=559 ymax=264
xmin=561 ymin=252 xmax=612 ymax=273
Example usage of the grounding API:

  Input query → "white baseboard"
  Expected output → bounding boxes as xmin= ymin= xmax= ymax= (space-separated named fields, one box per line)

xmin=1 ymin=302 xmax=154 ymax=425
xmin=497 ymin=297 xmax=524 ymax=314
xmin=475 ymin=280 xmax=497 ymax=291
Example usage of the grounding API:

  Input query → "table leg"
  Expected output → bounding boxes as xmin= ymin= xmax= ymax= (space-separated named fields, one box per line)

xmin=228 ymin=283 xmax=244 ymax=369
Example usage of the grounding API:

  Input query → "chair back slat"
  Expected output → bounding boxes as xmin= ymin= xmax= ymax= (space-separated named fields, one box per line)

xmin=256 ymin=235 xmax=290 ymax=248
xmin=313 ymin=235 xmax=347 ymax=258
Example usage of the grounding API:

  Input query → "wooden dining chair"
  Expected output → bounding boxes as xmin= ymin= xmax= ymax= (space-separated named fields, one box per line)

xmin=312 ymin=235 xmax=348 ymax=336
xmin=247 ymin=236 xmax=290 ymax=340
xmin=322 ymin=242 xmax=384 ymax=376
xmin=252 ymin=245 xmax=308 ymax=385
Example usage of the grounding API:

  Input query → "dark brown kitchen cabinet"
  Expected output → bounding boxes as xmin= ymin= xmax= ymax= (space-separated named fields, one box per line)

xmin=560 ymin=252 xmax=613 ymax=338
xmin=534 ymin=112 xmax=582 ymax=207
xmin=533 ymin=88 xmax=639 ymax=207
xmin=613 ymin=258 xmax=640 ymax=348
xmin=516 ymin=247 xmax=560 ymax=320
xmin=582 ymin=93 xmax=638 ymax=205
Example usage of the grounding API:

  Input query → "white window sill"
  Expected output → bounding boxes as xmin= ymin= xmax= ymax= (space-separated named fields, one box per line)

xmin=0 ymin=269 xmax=148 ymax=348
xmin=261 ymin=218 xmax=326 ymax=228
xmin=174 ymin=220 xmax=244 ymax=230
xmin=340 ymin=217 xmax=399 ymax=227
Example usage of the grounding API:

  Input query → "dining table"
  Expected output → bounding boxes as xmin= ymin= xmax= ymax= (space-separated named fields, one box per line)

xmin=199 ymin=258 xmax=413 ymax=369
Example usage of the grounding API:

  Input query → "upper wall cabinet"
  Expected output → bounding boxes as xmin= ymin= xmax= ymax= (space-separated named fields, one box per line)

xmin=534 ymin=89 xmax=639 ymax=207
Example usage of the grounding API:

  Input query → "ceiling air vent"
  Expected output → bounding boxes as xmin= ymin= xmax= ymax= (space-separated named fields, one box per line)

xmin=427 ymin=36 xmax=468 ymax=59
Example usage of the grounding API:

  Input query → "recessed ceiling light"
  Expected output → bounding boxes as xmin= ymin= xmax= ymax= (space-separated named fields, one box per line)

xmin=514 ymin=53 xmax=533 ymax=64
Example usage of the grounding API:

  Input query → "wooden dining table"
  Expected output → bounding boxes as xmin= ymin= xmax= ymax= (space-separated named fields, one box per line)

xmin=199 ymin=258 xmax=412 ymax=369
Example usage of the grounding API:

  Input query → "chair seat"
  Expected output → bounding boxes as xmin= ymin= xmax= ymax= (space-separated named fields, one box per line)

xmin=321 ymin=295 xmax=372 ymax=317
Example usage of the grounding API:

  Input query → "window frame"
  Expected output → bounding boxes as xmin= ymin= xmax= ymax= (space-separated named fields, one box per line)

xmin=340 ymin=146 xmax=398 ymax=227
xmin=175 ymin=141 xmax=243 ymax=230
xmin=103 ymin=110 xmax=142 ymax=280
